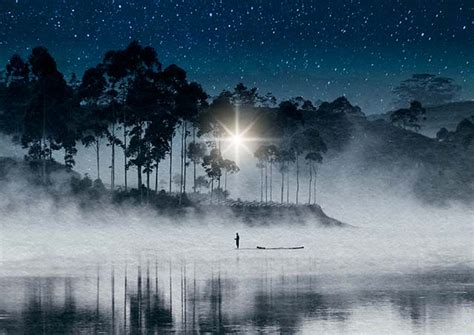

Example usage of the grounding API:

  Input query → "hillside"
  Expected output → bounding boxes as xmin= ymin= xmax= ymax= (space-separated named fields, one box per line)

xmin=304 ymin=98 xmax=474 ymax=204
xmin=0 ymin=157 xmax=348 ymax=227
xmin=368 ymin=101 xmax=474 ymax=138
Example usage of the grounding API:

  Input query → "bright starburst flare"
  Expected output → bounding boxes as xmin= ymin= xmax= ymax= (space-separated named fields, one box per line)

xmin=216 ymin=105 xmax=263 ymax=163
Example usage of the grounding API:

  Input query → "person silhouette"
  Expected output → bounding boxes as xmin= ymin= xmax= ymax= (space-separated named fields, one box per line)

xmin=235 ymin=232 xmax=240 ymax=249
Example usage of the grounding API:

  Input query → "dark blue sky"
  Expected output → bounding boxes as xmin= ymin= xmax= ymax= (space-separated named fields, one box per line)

xmin=1 ymin=0 xmax=472 ymax=113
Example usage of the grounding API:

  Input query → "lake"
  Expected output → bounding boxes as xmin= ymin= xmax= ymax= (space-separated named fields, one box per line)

xmin=1 ymin=199 xmax=473 ymax=334
xmin=0 ymin=256 xmax=472 ymax=334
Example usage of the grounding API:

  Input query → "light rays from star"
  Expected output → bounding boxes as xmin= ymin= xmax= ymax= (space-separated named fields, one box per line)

xmin=215 ymin=105 xmax=265 ymax=163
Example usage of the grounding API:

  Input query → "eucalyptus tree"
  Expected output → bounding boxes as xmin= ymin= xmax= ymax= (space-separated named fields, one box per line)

xmin=101 ymin=41 xmax=162 ymax=190
xmin=301 ymin=129 xmax=327 ymax=204
xmin=266 ymin=144 xmax=278 ymax=202
xmin=101 ymin=48 xmax=129 ymax=189
xmin=173 ymin=81 xmax=208 ymax=198
xmin=390 ymin=100 xmax=426 ymax=132
xmin=222 ymin=158 xmax=240 ymax=193
xmin=146 ymin=105 xmax=176 ymax=197
xmin=254 ymin=144 xmax=278 ymax=203
xmin=392 ymin=74 xmax=461 ymax=108
xmin=198 ymin=90 xmax=234 ymax=148
xmin=195 ymin=175 xmax=210 ymax=193
xmin=305 ymin=152 xmax=322 ymax=204
xmin=187 ymin=141 xmax=207 ymax=192
xmin=125 ymin=54 xmax=165 ymax=199
xmin=160 ymin=64 xmax=187 ymax=193
xmin=273 ymin=100 xmax=304 ymax=204
xmin=78 ymin=67 xmax=108 ymax=180
xmin=22 ymin=47 xmax=74 ymax=183
xmin=254 ymin=145 xmax=269 ymax=203
xmin=202 ymin=148 xmax=222 ymax=200
xmin=276 ymin=149 xmax=295 ymax=204
xmin=0 ymin=54 xmax=30 ymax=142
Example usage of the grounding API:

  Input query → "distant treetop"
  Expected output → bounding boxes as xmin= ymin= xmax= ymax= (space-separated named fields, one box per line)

xmin=392 ymin=74 xmax=461 ymax=108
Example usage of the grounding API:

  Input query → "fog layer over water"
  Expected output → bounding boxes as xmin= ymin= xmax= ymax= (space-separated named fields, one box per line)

xmin=0 ymin=172 xmax=473 ymax=275
xmin=0 ymin=175 xmax=473 ymax=333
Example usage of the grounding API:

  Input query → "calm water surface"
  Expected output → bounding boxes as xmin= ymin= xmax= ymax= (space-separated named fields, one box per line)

xmin=0 ymin=259 xmax=472 ymax=334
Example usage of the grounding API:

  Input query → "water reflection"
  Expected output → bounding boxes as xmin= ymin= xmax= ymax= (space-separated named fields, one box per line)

xmin=0 ymin=264 xmax=472 ymax=334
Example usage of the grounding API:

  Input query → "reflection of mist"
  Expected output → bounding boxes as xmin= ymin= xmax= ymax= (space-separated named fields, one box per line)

xmin=0 ymin=268 xmax=472 ymax=333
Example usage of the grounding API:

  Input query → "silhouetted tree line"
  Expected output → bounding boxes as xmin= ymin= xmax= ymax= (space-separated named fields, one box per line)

xmin=0 ymin=42 xmax=331 ymax=205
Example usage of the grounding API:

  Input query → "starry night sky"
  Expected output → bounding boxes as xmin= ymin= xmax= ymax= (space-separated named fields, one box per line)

xmin=0 ymin=0 xmax=472 ymax=114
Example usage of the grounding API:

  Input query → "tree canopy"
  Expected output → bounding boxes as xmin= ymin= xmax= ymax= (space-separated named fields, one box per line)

xmin=392 ymin=74 xmax=461 ymax=108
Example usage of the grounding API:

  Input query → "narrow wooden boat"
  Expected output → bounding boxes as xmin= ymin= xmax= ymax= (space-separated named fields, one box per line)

xmin=256 ymin=246 xmax=304 ymax=250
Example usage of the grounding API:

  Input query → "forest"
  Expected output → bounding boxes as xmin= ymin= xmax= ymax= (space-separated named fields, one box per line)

xmin=0 ymin=41 xmax=473 ymax=207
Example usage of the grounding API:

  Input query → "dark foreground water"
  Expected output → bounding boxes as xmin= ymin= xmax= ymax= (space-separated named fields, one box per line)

xmin=0 ymin=261 xmax=472 ymax=334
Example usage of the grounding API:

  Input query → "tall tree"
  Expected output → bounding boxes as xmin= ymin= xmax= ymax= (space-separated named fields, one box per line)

xmin=305 ymin=152 xmax=323 ymax=204
xmin=173 ymin=81 xmax=208 ymax=200
xmin=187 ymin=142 xmax=207 ymax=192
xmin=0 ymin=55 xmax=30 ymax=141
xmin=202 ymin=148 xmax=225 ymax=202
xmin=390 ymin=101 xmax=426 ymax=132
xmin=195 ymin=175 xmax=210 ymax=193
xmin=392 ymin=74 xmax=461 ymax=107
xmin=22 ymin=47 xmax=73 ymax=183
xmin=290 ymin=128 xmax=326 ymax=204
xmin=222 ymin=158 xmax=240 ymax=193
xmin=254 ymin=145 xmax=270 ymax=203
xmin=161 ymin=64 xmax=187 ymax=195
xmin=276 ymin=149 xmax=295 ymax=204
xmin=101 ymin=41 xmax=162 ymax=191
xmin=79 ymin=67 xmax=108 ymax=180
xmin=254 ymin=144 xmax=278 ymax=203
xmin=301 ymin=129 xmax=327 ymax=204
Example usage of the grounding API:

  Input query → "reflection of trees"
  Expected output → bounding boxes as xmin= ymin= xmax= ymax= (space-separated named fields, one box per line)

xmin=128 ymin=289 xmax=172 ymax=333
xmin=390 ymin=288 xmax=474 ymax=327
xmin=249 ymin=289 xmax=351 ymax=332
xmin=195 ymin=275 xmax=351 ymax=333
xmin=18 ymin=278 xmax=110 ymax=334
xmin=2 ymin=271 xmax=473 ymax=333
xmin=125 ymin=266 xmax=173 ymax=334
xmin=197 ymin=274 xmax=233 ymax=333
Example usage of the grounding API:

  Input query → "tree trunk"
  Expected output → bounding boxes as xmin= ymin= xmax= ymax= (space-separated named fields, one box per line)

xmin=96 ymin=138 xmax=100 ymax=180
xmin=265 ymin=162 xmax=268 ymax=204
xmin=180 ymin=123 xmax=184 ymax=196
xmin=286 ymin=170 xmax=290 ymax=204
xmin=49 ymin=140 xmax=53 ymax=160
xmin=313 ymin=167 xmax=317 ymax=205
xmin=270 ymin=162 xmax=273 ymax=202
xmin=280 ymin=167 xmax=284 ymax=204
xmin=123 ymin=110 xmax=127 ymax=191
xmin=169 ymin=137 xmax=173 ymax=193
xmin=42 ymin=82 xmax=46 ymax=185
xmin=308 ymin=161 xmax=312 ymax=205
xmin=296 ymin=154 xmax=300 ymax=205
xmin=193 ymin=128 xmax=196 ymax=193
xmin=217 ymin=140 xmax=221 ymax=191
xmin=138 ymin=123 xmax=142 ymax=202
xmin=183 ymin=122 xmax=187 ymax=195
xmin=155 ymin=162 xmax=159 ymax=193
xmin=111 ymin=122 xmax=115 ymax=190
xmin=260 ymin=164 xmax=263 ymax=202
xmin=137 ymin=165 xmax=142 ymax=198
xmin=146 ymin=169 xmax=150 ymax=203
xmin=179 ymin=124 xmax=184 ymax=205
xmin=210 ymin=178 xmax=214 ymax=203
xmin=224 ymin=171 xmax=228 ymax=192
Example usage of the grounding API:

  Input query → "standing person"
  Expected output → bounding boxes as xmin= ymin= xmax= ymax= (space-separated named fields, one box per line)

xmin=234 ymin=233 xmax=240 ymax=249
